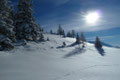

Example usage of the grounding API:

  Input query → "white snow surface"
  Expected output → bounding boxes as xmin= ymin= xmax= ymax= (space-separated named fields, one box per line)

xmin=0 ymin=34 xmax=120 ymax=80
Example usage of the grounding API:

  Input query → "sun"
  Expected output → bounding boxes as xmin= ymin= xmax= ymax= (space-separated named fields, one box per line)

xmin=85 ymin=12 xmax=100 ymax=24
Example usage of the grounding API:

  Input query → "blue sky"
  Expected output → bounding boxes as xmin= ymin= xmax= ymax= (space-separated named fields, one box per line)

xmin=11 ymin=0 xmax=120 ymax=46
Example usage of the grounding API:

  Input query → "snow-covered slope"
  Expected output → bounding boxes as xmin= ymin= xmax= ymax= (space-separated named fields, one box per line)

xmin=0 ymin=34 xmax=120 ymax=80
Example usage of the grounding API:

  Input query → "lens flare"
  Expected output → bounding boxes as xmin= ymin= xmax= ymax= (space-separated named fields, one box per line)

xmin=85 ymin=12 xmax=100 ymax=24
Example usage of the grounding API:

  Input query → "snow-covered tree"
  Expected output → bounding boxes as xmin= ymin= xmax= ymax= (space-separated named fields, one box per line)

xmin=66 ymin=30 xmax=76 ymax=38
xmin=9 ymin=5 xmax=15 ymax=23
xmin=76 ymin=33 xmax=80 ymax=44
xmin=95 ymin=36 xmax=102 ymax=48
xmin=67 ymin=31 xmax=72 ymax=37
xmin=57 ymin=24 xmax=63 ymax=35
xmin=80 ymin=32 xmax=86 ymax=42
xmin=71 ymin=30 xmax=75 ymax=38
xmin=0 ymin=0 xmax=15 ymax=50
xmin=62 ymin=30 xmax=65 ymax=37
xmin=15 ymin=0 xmax=41 ymax=41
xmin=50 ymin=30 xmax=53 ymax=34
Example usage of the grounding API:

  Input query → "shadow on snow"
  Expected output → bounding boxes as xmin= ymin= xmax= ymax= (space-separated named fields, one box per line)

xmin=56 ymin=45 xmax=65 ymax=49
xmin=56 ymin=42 xmax=78 ymax=49
xmin=56 ymin=43 xmax=78 ymax=49
xmin=67 ymin=42 xmax=78 ymax=47
xmin=63 ymin=47 xmax=86 ymax=58
xmin=96 ymin=48 xmax=105 ymax=56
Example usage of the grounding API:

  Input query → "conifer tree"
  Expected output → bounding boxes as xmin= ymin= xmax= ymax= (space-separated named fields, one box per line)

xmin=15 ymin=0 xmax=41 ymax=41
xmin=67 ymin=31 xmax=71 ymax=37
xmin=57 ymin=24 xmax=63 ymax=35
xmin=71 ymin=30 xmax=75 ymax=38
xmin=62 ymin=30 xmax=65 ymax=37
xmin=0 ymin=0 xmax=15 ymax=40
xmin=50 ymin=30 xmax=53 ymax=34
xmin=76 ymin=33 xmax=80 ymax=44
xmin=0 ymin=0 xmax=15 ymax=50
xmin=80 ymin=32 xmax=86 ymax=42
xmin=95 ymin=36 xmax=102 ymax=48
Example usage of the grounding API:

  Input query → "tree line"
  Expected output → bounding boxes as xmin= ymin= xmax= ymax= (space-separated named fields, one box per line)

xmin=50 ymin=25 xmax=103 ymax=49
xmin=0 ymin=0 xmax=44 ymax=51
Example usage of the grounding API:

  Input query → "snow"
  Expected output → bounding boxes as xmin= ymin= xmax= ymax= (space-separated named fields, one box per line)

xmin=0 ymin=34 xmax=120 ymax=80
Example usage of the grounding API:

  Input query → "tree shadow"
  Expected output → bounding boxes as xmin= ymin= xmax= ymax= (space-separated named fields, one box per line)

xmin=96 ymin=48 xmax=105 ymax=56
xmin=63 ymin=47 xmax=86 ymax=58
xmin=56 ymin=45 xmax=65 ymax=49
xmin=67 ymin=42 xmax=78 ymax=47
xmin=57 ymin=42 xmax=80 ymax=49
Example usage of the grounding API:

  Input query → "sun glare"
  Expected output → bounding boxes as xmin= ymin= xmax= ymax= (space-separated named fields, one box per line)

xmin=85 ymin=12 xmax=100 ymax=24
